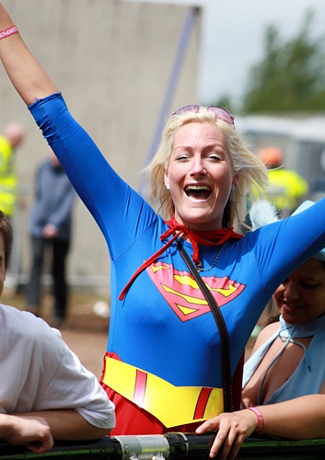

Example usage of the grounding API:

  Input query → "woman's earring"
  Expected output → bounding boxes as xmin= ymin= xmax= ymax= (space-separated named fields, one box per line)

xmin=166 ymin=184 xmax=170 ymax=190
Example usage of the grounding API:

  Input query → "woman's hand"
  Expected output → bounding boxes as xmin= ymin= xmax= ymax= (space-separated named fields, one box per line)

xmin=195 ymin=410 xmax=258 ymax=460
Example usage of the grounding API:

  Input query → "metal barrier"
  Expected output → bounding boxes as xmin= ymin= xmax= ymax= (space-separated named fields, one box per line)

xmin=1 ymin=433 xmax=325 ymax=459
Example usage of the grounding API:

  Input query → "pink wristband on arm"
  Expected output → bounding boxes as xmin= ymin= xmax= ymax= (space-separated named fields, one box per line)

xmin=0 ymin=26 xmax=18 ymax=40
xmin=247 ymin=407 xmax=264 ymax=434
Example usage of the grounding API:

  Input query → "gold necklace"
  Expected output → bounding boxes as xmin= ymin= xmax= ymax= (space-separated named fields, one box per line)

xmin=196 ymin=245 xmax=224 ymax=272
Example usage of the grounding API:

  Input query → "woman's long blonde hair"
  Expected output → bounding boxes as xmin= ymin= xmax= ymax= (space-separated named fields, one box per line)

xmin=144 ymin=108 xmax=268 ymax=232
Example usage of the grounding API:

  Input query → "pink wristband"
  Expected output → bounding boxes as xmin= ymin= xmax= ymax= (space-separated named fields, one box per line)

xmin=0 ymin=26 xmax=18 ymax=41
xmin=247 ymin=407 xmax=264 ymax=433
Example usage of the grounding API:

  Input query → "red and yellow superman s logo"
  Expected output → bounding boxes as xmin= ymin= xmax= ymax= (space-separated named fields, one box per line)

xmin=147 ymin=262 xmax=246 ymax=322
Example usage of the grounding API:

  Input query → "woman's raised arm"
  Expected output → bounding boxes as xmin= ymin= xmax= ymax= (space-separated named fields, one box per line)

xmin=0 ymin=3 xmax=58 ymax=105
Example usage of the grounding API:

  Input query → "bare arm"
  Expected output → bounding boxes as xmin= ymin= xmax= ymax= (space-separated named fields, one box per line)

xmin=196 ymin=394 xmax=325 ymax=460
xmin=0 ymin=413 xmax=53 ymax=454
xmin=14 ymin=409 xmax=111 ymax=441
xmin=0 ymin=3 xmax=58 ymax=105
xmin=253 ymin=394 xmax=325 ymax=439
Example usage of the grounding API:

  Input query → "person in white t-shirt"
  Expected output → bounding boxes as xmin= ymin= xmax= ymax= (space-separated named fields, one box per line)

xmin=0 ymin=210 xmax=115 ymax=453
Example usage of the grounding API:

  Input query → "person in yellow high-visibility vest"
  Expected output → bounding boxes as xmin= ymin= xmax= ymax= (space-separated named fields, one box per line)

xmin=0 ymin=122 xmax=25 ymax=220
xmin=258 ymin=146 xmax=309 ymax=218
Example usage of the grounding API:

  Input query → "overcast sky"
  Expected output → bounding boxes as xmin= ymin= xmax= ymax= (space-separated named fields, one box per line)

xmin=198 ymin=0 xmax=325 ymax=105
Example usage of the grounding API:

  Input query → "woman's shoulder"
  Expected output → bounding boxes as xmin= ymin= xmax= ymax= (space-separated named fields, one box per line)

xmin=252 ymin=320 xmax=280 ymax=352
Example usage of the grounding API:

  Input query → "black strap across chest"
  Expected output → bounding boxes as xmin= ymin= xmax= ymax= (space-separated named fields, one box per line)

xmin=176 ymin=239 xmax=232 ymax=412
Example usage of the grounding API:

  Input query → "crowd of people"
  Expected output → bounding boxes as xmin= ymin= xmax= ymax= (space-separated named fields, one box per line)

xmin=0 ymin=127 xmax=76 ymax=327
xmin=0 ymin=2 xmax=324 ymax=457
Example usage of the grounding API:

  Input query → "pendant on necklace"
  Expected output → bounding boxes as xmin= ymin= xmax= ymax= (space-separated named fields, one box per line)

xmin=196 ymin=261 xmax=203 ymax=271
xmin=196 ymin=245 xmax=223 ymax=273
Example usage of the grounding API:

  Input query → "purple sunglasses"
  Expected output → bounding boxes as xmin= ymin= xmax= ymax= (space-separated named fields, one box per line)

xmin=172 ymin=104 xmax=235 ymax=126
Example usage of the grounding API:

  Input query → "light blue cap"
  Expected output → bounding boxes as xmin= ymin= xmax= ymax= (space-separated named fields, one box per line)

xmin=293 ymin=200 xmax=325 ymax=262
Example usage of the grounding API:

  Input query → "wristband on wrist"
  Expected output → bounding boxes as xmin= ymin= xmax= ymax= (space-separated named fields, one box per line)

xmin=0 ymin=26 xmax=18 ymax=41
xmin=247 ymin=407 xmax=264 ymax=433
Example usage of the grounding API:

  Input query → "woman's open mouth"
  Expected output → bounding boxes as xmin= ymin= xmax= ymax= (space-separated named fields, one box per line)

xmin=184 ymin=184 xmax=211 ymax=200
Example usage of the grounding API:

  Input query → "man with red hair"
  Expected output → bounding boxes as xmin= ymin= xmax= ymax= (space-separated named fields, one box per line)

xmin=258 ymin=146 xmax=309 ymax=217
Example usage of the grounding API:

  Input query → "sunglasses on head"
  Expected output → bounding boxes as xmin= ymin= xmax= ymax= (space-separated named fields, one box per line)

xmin=172 ymin=104 xmax=235 ymax=126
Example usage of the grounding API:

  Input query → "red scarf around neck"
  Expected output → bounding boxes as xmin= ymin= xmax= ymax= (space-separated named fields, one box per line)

xmin=162 ymin=216 xmax=242 ymax=263
xmin=119 ymin=216 xmax=243 ymax=300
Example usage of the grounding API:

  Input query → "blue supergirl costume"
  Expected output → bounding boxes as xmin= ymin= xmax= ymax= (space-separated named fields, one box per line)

xmin=29 ymin=93 xmax=325 ymax=434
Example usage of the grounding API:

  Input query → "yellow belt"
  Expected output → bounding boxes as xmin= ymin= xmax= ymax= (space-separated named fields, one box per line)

xmin=103 ymin=356 xmax=223 ymax=428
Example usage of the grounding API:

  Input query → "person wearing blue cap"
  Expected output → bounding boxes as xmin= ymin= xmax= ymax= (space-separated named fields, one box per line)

xmin=197 ymin=200 xmax=325 ymax=459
